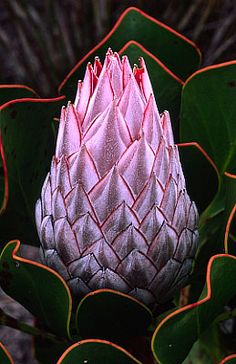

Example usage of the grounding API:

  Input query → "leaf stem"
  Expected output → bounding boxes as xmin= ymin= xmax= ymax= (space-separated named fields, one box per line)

xmin=0 ymin=308 xmax=68 ymax=344
xmin=214 ymin=308 xmax=236 ymax=324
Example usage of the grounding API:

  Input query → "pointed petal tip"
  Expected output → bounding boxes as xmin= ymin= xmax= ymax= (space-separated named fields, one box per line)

xmin=106 ymin=47 xmax=113 ymax=54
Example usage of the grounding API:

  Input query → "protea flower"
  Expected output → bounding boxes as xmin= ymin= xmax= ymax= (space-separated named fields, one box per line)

xmin=35 ymin=49 xmax=198 ymax=307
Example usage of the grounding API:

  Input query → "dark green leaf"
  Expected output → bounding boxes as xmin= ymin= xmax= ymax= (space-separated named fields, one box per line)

xmin=180 ymin=62 xmax=236 ymax=176
xmin=76 ymin=289 xmax=152 ymax=343
xmin=178 ymin=142 xmax=218 ymax=213
xmin=182 ymin=339 xmax=215 ymax=364
xmin=59 ymin=7 xmax=200 ymax=98
xmin=0 ymin=342 xmax=14 ymax=364
xmin=0 ymin=85 xmax=38 ymax=219
xmin=57 ymin=339 xmax=142 ymax=364
xmin=223 ymin=173 xmax=236 ymax=256
xmin=219 ymin=356 xmax=236 ymax=364
xmin=191 ymin=173 xmax=236 ymax=299
xmin=35 ymin=337 xmax=70 ymax=364
xmin=120 ymin=41 xmax=182 ymax=132
xmin=0 ymin=85 xmax=38 ymax=106
xmin=0 ymin=96 xmax=65 ymax=245
xmin=0 ymin=240 xmax=71 ymax=338
xmin=180 ymin=62 xmax=236 ymax=294
xmin=152 ymin=254 xmax=236 ymax=364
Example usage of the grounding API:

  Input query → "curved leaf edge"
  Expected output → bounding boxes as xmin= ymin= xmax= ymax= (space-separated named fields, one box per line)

xmin=0 ymin=84 xmax=39 ymax=99
xmin=56 ymin=338 xmax=142 ymax=364
xmin=151 ymin=253 xmax=236 ymax=363
xmin=0 ymin=240 xmax=72 ymax=339
xmin=220 ymin=354 xmax=236 ymax=364
xmin=224 ymin=171 xmax=236 ymax=254
xmin=58 ymin=6 xmax=200 ymax=92
xmin=183 ymin=60 xmax=236 ymax=91
xmin=76 ymin=288 xmax=152 ymax=317
xmin=0 ymin=95 xmax=66 ymax=214
xmin=177 ymin=142 xmax=219 ymax=179
xmin=180 ymin=62 xmax=236 ymax=224
xmin=0 ymin=134 xmax=8 ymax=215
xmin=0 ymin=95 xmax=66 ymax=112
xmin=0 ymin=341 xmax=14 ymax=364
xmin=178 ymin=141 xmax=220 ymax=222
xmin=119 ymin=40 xmax=184 ymax=85
xmin=76 ymin=288 xmax=153 ymax=337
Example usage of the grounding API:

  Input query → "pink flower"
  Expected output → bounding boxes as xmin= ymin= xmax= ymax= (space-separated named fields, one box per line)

xmin=35 ymin=49 xmax=198 ymax=306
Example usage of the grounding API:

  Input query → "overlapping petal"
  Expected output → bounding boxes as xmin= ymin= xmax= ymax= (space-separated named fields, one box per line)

xmin=36 ymin=50 xmax=198 ymax=306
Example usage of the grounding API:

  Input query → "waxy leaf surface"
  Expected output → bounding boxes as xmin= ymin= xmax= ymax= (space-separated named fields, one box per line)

xmin=180 ymin=62 xmax=236 ymax=292
xmin=0 ymin=241 xmax=71 ymax=338
xmin=223 ymin=172 xmax=236 ymax=256
xmin=0 ymin=85 xmax=38 ymax=216
xmin=76 ymin=289 xmax=152 ymax=342
xmin=181 ymin=62 xmax=236 ymax=176
xmin=152 ymin=254 xmax=236 ymax=364
xmin=0 ymin=96 xmax=65 ymax=245
xmin=220 ymin=355 xmax=236 ymax=364
xmin=59 ymin=7 xmax=200 ymax=99
xmin=120 ymin=41 xmax=182 ymax=130
xmin=57 ymin=339 xmax=142 ymax=364
xmin=0 ymin=85 xmax=37 ymax=106
xmin=178 ymin=142 xmax=218 ymax=213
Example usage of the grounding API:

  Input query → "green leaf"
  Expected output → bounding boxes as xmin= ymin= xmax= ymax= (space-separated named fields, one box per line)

xmin=180 ymin=62 xmax=236 ymax=176
xmin=0 ymin=85 xmax=38 ymax=106
xmin=182 ymin=339 xmax=216 ymax=364
xmin=152 ymin=254 xmax=236 ymax=364
xmin=35 ymin=337 xmax=70 ymax=364
xmin=223 ymin=173 xmax=236 ymax=256
xmin=180 ymin=62 xmax=236 ymax=225
xmin=178 ymin=142 xmax=219 ymax=213
xmin=57 ymin=339 xmax=142 ymax=364
xmin=120 ymin=41 xmax=182 ymax=130
xmin=76 ymin=289 xmax=152 ymax=343
xmin=196 ymin=322 xmax=227 ymax=363
xmin=0 ymin=240 xmax=72 ymax=338
xmin=0 ymin=342 xmax=14 ymax=364
xmin=219 ymin=355 xmax=236 ymax=364
xmin=180 ymin=62 xmax=236 ymax=294
xmin=0 ymin=96 xmax=65 ymax=245
xmin=0 ymin=85 xmax=38 ymax=217
xmin=191 ymin=172 xmax=236 ymax=300
xmin=0 ymin=136 xmax=8 ymax=216
xmin=59 ymin=7 xmax=200 ymax=98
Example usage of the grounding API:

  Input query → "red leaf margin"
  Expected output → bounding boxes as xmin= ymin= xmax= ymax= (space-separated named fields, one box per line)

xmin=224 ymin=171 xmax=236 ymax=254
xmin=0 ymin=84 xmax=38 ymax=97
xmin=151 ymin=175 xmax=236 ymax=362
xmin=151 ymin=253 xmax=236 ymax=363
xmin=0 ymin=95 xmax=66 ymax=214
xmin=177 ymin=141 xmax=219 ymax=179
xmin=0 ymin=84 xmax=40 ymax=214
xmin=1 ymin=239 xmax=72 ymax=339
xmin=180 ymin=60 xmax=236 ymax=177
xmin=183 ymin=60 xmax=236 ymax=89
xmin=220 ymin=354 xmax=236 ymax=364
xmin=58 ymin=6 xmax=201 ymax=93
xmin=56 ymin=339 xmax=142 ymax=364
xmin=0 ymin=134 xmax=8 ymax=215
xmin=0 ymin=95 xmax=65 ymax=112
xmin=76 ymin=287 xmax=153 ymax=318
xmin=0 ymin=341 xmax=14 ymax=364
xmin=119 ymin=40 xmax=184 ymax=85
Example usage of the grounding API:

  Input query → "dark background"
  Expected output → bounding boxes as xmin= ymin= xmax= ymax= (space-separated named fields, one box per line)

xmin=0 ymin=1 xmax=236 ymax=363
xmin=0 ymin=0 xmax=236 ymax=96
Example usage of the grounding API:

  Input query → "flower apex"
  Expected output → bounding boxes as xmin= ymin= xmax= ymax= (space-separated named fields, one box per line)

xmin=106 ymin=48 xmax=113 ymax=56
